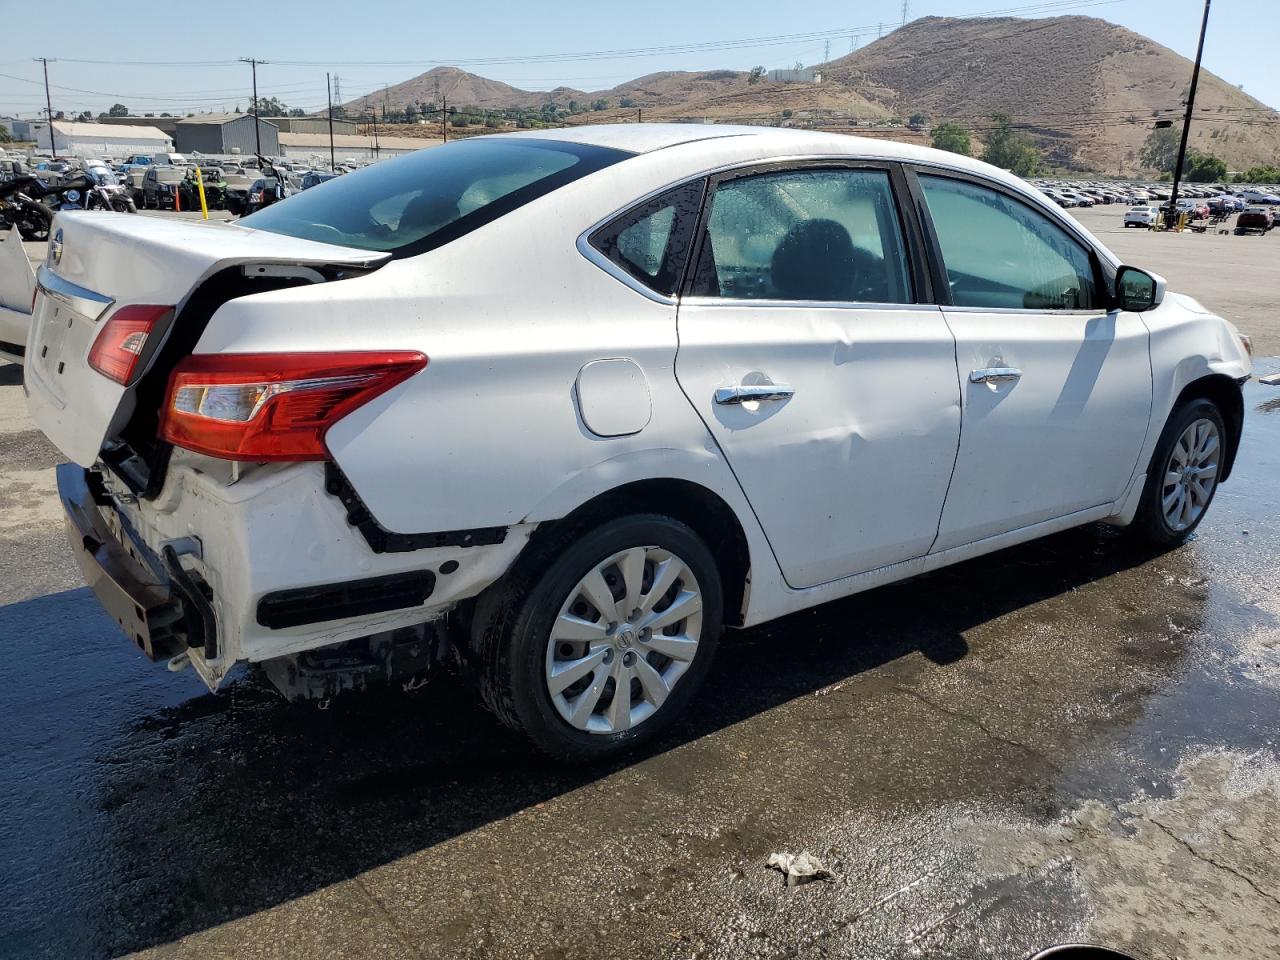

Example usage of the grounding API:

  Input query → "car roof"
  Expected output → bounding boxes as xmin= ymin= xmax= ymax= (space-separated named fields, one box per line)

xmin=497 ymin=122 xmax=1044 ymax=194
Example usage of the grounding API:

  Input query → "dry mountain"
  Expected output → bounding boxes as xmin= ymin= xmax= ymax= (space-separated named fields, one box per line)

xmin=348 ymin=16 xmax=1280 ymax=174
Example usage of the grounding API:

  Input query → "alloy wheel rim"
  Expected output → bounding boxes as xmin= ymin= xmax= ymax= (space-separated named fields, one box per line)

xmin=545 ymin=545 xmax=703 ymax=735
xmin=1161 ymin=417 xmax=1220 ymax=532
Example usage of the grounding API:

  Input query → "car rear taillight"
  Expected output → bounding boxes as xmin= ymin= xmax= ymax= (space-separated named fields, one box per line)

xmin=159 ymin=351 xmax=427 ymax=461
xmin=88 ymin=304 xmax=174 ymax=384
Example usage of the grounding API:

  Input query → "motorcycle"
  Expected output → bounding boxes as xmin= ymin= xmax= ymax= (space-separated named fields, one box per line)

xmin=0 ymin=171 xmax=53 ymax=242
xmin=45 ymin=166 xmax=136 ymax=214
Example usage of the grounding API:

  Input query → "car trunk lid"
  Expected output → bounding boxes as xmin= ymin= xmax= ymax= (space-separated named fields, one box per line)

xmin=25 ymin=211 xmax=389 ymax=467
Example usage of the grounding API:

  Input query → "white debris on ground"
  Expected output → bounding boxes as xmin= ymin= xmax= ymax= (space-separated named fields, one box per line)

xmin=766 ymin=851 xmax=838 ymax=887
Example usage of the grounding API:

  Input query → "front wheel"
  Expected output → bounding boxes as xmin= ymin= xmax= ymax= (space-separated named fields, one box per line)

xmin=470 ymin=514 xmax=723 ymax=762
xmin=1132 ymin=398 xmax=1226 ymax=547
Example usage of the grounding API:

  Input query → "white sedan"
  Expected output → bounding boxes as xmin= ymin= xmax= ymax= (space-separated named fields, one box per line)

xmin=26 ymin=125 xmax=1252 ymax=761
xmin=1123 ymin=205 xmax=1159 ymax=227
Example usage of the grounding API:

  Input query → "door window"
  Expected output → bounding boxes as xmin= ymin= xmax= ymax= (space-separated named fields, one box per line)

xmin=690 ymin=168 xmax=912 ymax=304
xmin=589 ymin=180 xmax=704 ymax=296
xmin=919 ymin=174 xmax=1099 ymax=310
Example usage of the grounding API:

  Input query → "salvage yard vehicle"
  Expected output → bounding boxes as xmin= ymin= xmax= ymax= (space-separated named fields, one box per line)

xmin=1123 ymin=205 xmax=1158 ymax=227
xmin=26 ymin=125 xmax=1253 ymax=761
xmin=1235 ymin=206 xmax=1274 ymax=235
xmin=140 ymin=166 xmax=185 ymax=209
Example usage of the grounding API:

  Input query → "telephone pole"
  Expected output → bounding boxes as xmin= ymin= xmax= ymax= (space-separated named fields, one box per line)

xmin=441 ymin=95 xmax=448 ymax=143
xmin=34 ymin=58 xmax=56 ymax=159
xmin=1166 ymin=0 xmax=1212 ymax=228
xmin=824 ymin=40 xmax=831 ymax=63
xmin=901 ymin=0 xmax=910 ymax=27
xmin=239 ymin=57 xmax=268 ymax=158
xmin=326 ymin=72 xmax=336 ymax=171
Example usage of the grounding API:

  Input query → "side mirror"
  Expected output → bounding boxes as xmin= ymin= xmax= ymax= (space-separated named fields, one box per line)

xmin=1114 ymin=265 xmax=1166 ymax=312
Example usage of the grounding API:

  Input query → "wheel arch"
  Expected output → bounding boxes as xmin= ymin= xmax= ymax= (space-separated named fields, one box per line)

xmin=1173 ymin=373 xmax=1244 ymax=481
xmin=530 ymin=478 xmax=753 ymax=627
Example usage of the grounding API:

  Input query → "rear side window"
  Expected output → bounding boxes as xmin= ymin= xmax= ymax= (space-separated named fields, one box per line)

xmin=589 ymin=180 xmax=704 ymax=296
xmin=689 ymin=167 xmax=912 ymax=304
xmin=919 ymin=174 xmax=1099 ymax=310
xmin=242 ymin=137 xmax=631 ymax=257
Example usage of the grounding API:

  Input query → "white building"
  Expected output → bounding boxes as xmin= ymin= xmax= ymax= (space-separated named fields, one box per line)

xmin=278 ymin=131 xmax=442 ymax=162
xmin=29 ymin=121 xmax=173 ymax=159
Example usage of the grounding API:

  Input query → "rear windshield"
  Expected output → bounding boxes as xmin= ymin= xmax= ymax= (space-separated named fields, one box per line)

xmin=241 ymin=137 xmax=631 ymax=256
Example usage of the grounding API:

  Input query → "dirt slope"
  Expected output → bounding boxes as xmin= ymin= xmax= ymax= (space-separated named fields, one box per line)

xmin=346 ymin=17 xmax=1280 ymax=174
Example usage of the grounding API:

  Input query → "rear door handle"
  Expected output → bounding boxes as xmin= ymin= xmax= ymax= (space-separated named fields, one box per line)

xmin=969 ymin=367 xmax=1023 ymax=385
xmin=714 ymin=383 xmax=796 ymax=405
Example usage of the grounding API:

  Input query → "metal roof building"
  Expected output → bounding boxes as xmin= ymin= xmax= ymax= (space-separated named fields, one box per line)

xmin=265 ymin=116 xmax=359 ymax=135
xmin=175 ymin=113 xmax=279 ymax=156
xmin=29 ymin=121 xmax=173 ymax=158
xmin=278 ymin=131 xmax=442 ymax=161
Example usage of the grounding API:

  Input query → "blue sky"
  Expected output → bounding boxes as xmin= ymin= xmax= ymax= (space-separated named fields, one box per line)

xmin=1 ymin=0 xmax=1274 ymax=121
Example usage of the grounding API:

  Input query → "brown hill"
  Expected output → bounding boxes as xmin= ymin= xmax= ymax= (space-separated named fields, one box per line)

xmin=346 ymin=17 xmax=1280 ymax=174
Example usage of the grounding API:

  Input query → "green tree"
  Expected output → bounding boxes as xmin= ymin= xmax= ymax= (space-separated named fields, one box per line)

xmin=1139 ymin=127 xmax=1180 ymax=174
xmin=748 ymin=66 xmax=765 ymax=84
xmin=108 ymin=103 xmax=130 ymax=117
xmin=781 ymin=109 xmax=794 ymax=119
xmin=0 ymin=124 xmax=10 ymax=143
xmin=930 ymin=121 xmax=971 ymax=156
xmin=619 ymin=97 xmax=635 ymax=108
xmin=288 ymin=107 xmax=306 ymax=118
xmin=981 ymin=114 xmax=1042 ymax=176
xmin=1184 ymin=151 xmax=1227 ymax=182
xmin=567 ymin=99 xmax=582 ymax=114
xmin=256 ymin=96 xmax=288 ymax=116
xmin=591 ymin=98 xmax=609 ymax=111
xmin=908 ymin=113 xmax=928 ymax=130
xmin=1238 ymin=164 xmax=1280 ymax=183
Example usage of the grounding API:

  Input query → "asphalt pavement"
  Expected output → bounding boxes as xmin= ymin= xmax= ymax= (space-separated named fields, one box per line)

xmin=1 ymin=210 xmax=1279 ymax=960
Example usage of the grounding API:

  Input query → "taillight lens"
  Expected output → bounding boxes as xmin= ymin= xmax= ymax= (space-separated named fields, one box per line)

xmin=159 ymin=351 xmax=427 ymax=461
xmin=88 ymin=304 xmax=173 ymax=384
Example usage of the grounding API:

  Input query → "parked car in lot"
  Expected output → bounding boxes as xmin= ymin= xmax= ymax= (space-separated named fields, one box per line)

xmin=300 ymin=170 xmax=338 ymax=190
xmin=26 ymin=126 xmax=1252 ymax=761
xmin=1235 ymin=206 xmax=1275 ymax=234
xmin=1123 ymin=205 xmax=1158 ymax=227
xmin=140 ymin=166 xmax=186 ymax=209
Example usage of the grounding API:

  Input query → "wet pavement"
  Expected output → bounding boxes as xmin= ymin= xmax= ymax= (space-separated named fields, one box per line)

xmin=1 ymin=361 xmax=1279 ymax=960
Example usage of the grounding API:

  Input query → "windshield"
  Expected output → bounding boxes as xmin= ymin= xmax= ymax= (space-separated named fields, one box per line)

xmin=241 ymin=137 xmax=630 ymax=256
xmin=87 ymin=167 xmax=118 ymax=185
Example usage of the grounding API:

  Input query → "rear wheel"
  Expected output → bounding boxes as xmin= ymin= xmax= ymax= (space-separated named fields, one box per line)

xmin=1133 ymin=398 xmax=1226 ymax=546
xmin=15 ymin=201 xmax=52 ymax=242
xmin=470 ymin=514 xmax=722 ymax=762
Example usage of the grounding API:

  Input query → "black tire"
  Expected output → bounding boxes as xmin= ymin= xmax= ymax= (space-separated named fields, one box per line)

xmin=1132 ymin=398 xmax=1226 ymax=547
xmin=469 ymin=513 xmax=723 ymax=763
xmin=15 ymin=200 xmax=52 ymax=242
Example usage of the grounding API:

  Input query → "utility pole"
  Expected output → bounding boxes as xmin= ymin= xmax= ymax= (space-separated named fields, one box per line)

xmin=441 ymin=95 xmax=448 ymax=143
xmin=34 ymin=58 xmax=56 ymax=159
xmin=824 ymin=40 xmax=831 ymax=63
xmin=901 ymin=0 xmax=910 ymax=27
xmin=637 ymin=107 xmax=642 ymax=124
xmin=326 ymin=72 xmax=336 ymax=171
xmin=332 ymin=74 xmax=342 ymax=104
xmin=878 ymin=22 xmax=884 ymax=38
xmin=1167 ymin=0 xmax=1212 ymax=229
xmin=239 ymin=57 xmax=268 ymax=158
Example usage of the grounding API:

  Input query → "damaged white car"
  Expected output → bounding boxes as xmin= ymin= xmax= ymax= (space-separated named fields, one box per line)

xmin=27 ymin=125 xmax=1252 ymax=761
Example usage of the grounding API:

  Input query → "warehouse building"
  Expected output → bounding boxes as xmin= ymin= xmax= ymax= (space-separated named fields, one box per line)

xmin=265 ymin=116 xmax=359 ymax=135
xmin=174 ymin=113 xmax=279 ymax=155
xmin=278 ymin=131 xmax=441 ymax=161
xmin=29 ymin=121 xmax=173 ymax=158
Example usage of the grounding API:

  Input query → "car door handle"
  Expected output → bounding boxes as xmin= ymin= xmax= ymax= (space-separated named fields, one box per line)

xmin=714 ymin=383 xmax=796 ymax=405
xmin=969 ymin=367 xmax=1023 ymax=385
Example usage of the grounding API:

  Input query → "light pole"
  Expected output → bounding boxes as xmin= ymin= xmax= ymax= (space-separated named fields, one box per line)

xmin=34 ymin=57 xmax=56 ymax=159
xmin=239 ymin=57 xmax=268 ymax=159
xmin=1166 ymin=0 xmax=1212 ymax=227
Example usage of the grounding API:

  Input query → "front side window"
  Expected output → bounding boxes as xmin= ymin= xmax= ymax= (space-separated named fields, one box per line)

xmin=241 ymin=137 xmax=630 ymax=257
xmin=589 ymin=180 xmax=704 ymax=296
xmin=690 ymin=167 xmax=912 ymax=304
xmin=919 ymin=174 xmax=1098 ymax=310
